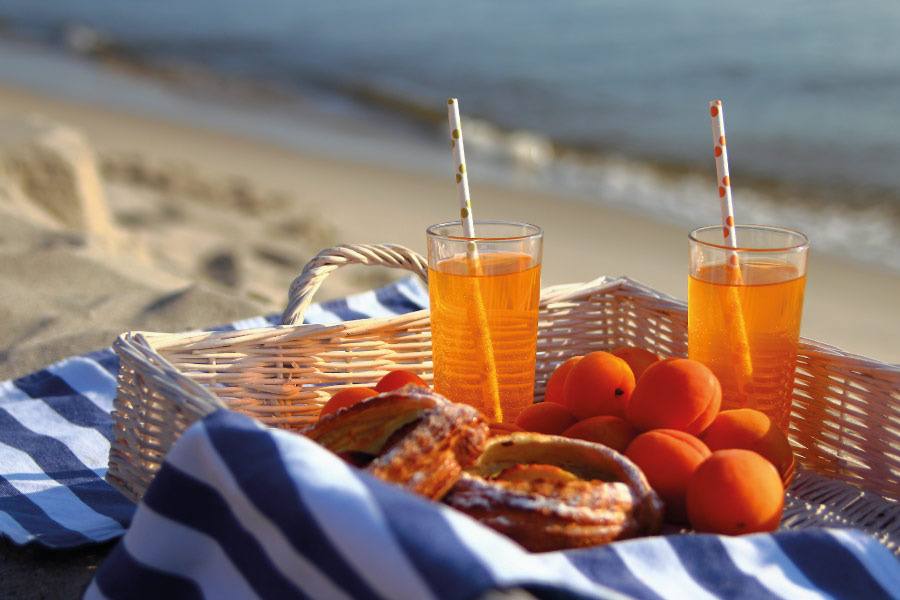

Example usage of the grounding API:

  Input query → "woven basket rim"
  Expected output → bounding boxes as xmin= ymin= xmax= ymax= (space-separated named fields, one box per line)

xmin=120 ymin=275 xmax=899 ymax=375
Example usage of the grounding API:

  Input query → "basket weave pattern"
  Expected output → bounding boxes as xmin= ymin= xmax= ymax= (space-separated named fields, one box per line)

xmin=109 ymin=244 xmax=900 ymax=549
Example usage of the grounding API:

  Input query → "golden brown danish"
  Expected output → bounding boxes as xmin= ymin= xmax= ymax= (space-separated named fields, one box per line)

xmin=443 ymin=432 xmax=663 ymax=551
xmin=305 ymin=385 xmax=489 ymax=500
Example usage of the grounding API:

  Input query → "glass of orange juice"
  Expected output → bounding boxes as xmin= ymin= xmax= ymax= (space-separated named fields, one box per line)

xmin=427 ymin=220 xmax=543 ymax=424
xmin=688 ymin=225 xmax=809 ymax=432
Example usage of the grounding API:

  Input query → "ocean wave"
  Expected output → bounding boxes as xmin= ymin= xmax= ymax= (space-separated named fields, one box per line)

xmin=3 ymin=20 xmax=899 ymax=273
xmin=334 ymin=85 xmax=900 ymax=273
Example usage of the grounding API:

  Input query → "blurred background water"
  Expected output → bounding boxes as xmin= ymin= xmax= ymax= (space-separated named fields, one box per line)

xmin=1 ymin=0 xmax=898 ymax=270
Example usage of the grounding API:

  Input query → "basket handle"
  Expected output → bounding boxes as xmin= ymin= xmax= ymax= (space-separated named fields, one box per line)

xmin=280 ymin=243 xmax=429 ymax=325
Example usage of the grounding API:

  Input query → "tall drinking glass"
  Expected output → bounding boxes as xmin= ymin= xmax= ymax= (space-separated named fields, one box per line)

xmin=427 ymin=220 xmax=543 ymax=424
xmin=688 ymin=225 xmax=809 ymax=432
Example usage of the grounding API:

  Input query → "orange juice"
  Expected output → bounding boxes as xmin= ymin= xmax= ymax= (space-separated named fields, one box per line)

xmin=688 ymin=261 xmax=806 ymax=431
xmin=429 ymin=251 xmax=541 ymax=423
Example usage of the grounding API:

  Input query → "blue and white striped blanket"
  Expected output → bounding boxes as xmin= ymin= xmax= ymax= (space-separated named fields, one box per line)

xmin=85 ymin=408 xmax=900 ymax=599
xmin=1 ymin=277 xmax=897 ymax=599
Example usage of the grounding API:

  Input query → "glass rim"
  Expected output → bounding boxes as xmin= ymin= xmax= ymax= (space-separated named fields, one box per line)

xmin=689 ymin=224 xmax=809 ymax=253
xmin=426 ymin=219 xmax=543 ymax=242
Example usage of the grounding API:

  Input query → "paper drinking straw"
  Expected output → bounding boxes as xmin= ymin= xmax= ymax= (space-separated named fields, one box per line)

xmin=448 ymin=98 xmax=477 ymax=241
xmin=709 ymin=99 xmax=753 ymax=380
xmin=447 ymin=98 xmax=502 ymax=421
xmin=709 ymin=100 xmax=740 ymax=250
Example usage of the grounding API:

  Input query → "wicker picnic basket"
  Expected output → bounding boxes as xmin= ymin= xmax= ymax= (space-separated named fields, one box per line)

xmin=109 ymin=243 xmax=900 ymax=551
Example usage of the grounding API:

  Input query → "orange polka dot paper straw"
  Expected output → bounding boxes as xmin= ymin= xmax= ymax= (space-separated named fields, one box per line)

xmin=446 ymin=98 xmax=502 ymax=422
xmin=709 ymin=100 xmax=738 ymax=247
xmin=708 ymin=99 xmax=753 ymax=381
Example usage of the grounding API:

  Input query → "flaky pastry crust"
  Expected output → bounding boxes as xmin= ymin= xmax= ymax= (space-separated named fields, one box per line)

xmin=305 ymin=385 xmax=489 ymax=499
xmin=444 ymin=432 xmax=663 ymax=551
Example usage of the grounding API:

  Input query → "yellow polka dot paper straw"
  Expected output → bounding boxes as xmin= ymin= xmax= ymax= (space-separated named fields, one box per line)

xmin=446 ymin=98 xmax=502 ymax=421
xmin=447 ymin=98 xmax=477 ymax=239
xmin=709 ymin=99 xmax=753 ymax=381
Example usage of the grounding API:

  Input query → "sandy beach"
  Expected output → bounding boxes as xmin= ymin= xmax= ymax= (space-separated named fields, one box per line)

xmin=0 ymin=21 xmax=897 ymax=600
xmin=0 ymin=82 xmax=897 ymax=378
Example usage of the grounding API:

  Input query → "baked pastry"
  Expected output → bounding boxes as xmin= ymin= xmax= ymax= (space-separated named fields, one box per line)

xmin=443 ymin=432 xmax=663 ymax=551
xmin=487 ymin=422 xmax=524 ymax=437
xmin=305 ymin=386 xmax=489 ymax=500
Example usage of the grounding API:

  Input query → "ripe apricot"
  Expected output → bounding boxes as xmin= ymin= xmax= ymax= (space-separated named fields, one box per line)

xmin=375 ymin=369 xmax=428 ymax=393
xmin=701 ymin=409 xmax=794 ymax=484
xmin=625 ymin=358 xmax=721 ymax=435
xmin=320 ymin=387 xmax=378 ymax=418
xmin=515 ymin=402 xmax=578 ymax=435
xmin=562 ymin=351 xmax=636 ymax=419
xmin=562 ymin=416 xmax=636 ymax=453
xmin=544 ymin=356 xmax=583 ymax=404
xmin=611 ymin=346 xmax=661 ymax=381
xmin=687 ymin=449 xmax=784 ymax=535
xmin=625 ymin=429 xmax=710 ymax=523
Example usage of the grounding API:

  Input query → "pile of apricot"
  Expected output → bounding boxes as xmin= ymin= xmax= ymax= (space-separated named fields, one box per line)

xmin=515 ymin=347 xmax=794 ymax=535
xmin=516 ymin=347 xmax=660 ymax=451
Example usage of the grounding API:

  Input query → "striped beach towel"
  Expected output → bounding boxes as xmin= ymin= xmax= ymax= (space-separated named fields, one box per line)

xmin=0 ymin=276 xmax=428 ymax=548
xmin=86 ymin=408 xmax=900 ymax=600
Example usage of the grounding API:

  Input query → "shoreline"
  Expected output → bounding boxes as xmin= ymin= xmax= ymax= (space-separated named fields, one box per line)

xmin=0 ymin=35 xmax=898 ymax=275
xmin=0 ymin=82 xmax=897 ymax=364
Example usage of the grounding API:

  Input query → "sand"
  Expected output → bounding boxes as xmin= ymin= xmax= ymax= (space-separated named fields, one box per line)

xmin=0 ymin=80 xmax=898 ymax=598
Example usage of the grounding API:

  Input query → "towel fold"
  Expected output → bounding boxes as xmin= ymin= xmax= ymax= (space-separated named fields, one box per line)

xmin=88 ymin=409 xmax=900 ymax=600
